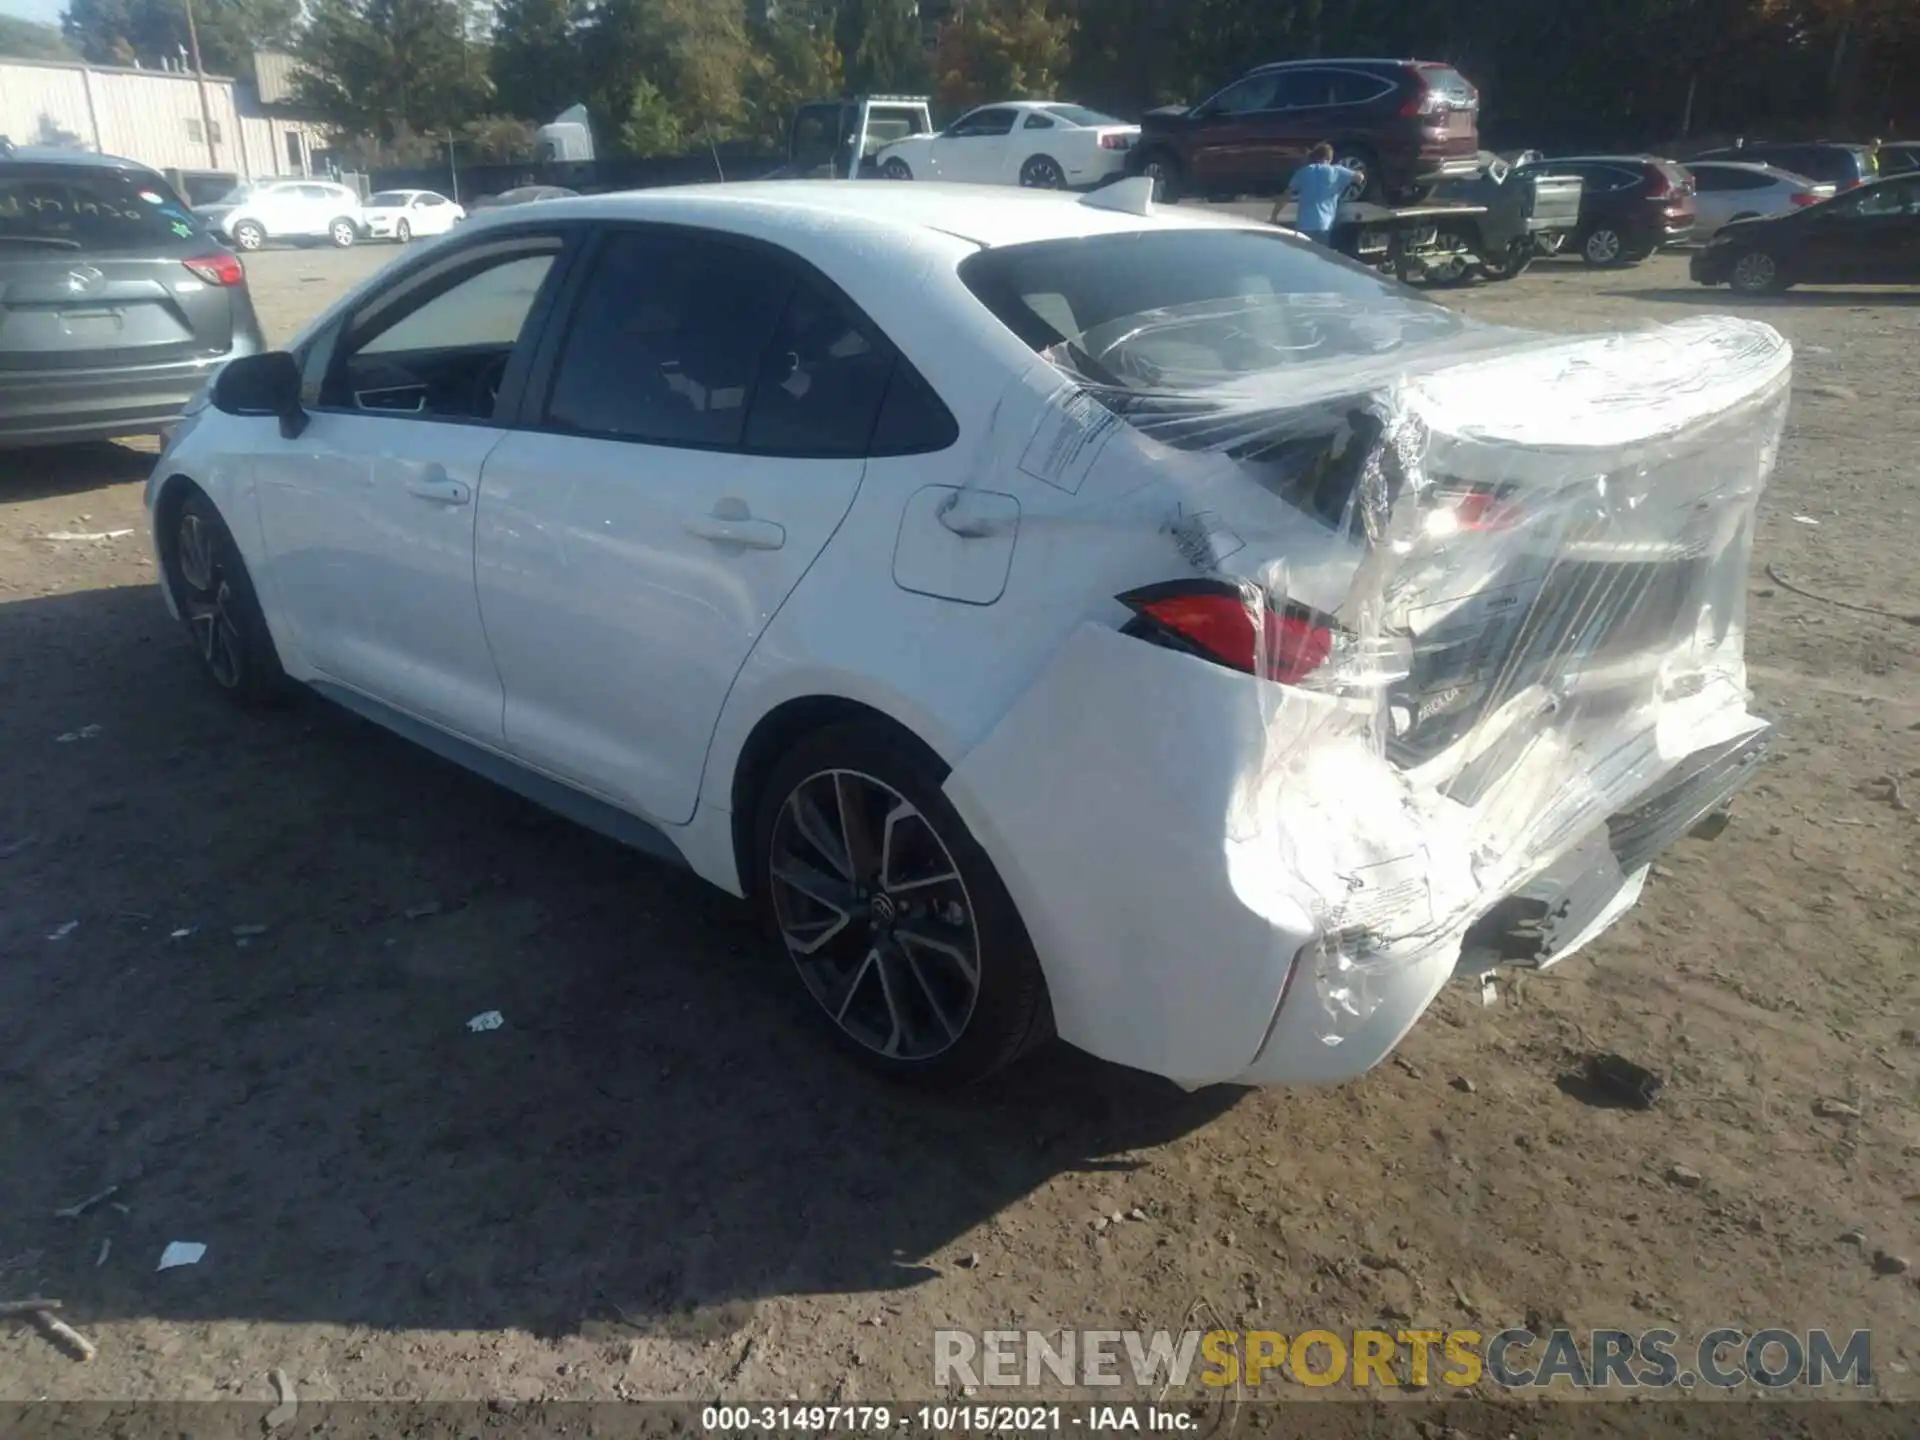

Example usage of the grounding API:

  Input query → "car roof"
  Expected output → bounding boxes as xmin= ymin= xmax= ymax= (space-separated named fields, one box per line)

xmin=472 ymin=181 xmax=1257 ymax=250
xmin=0 ymin=144 xmax=162 ymax=175
xmin=1547 ymin=154 xmax=1663 ymax=164
xmin=1686 ymin=159 xmax=1788 ymax=174
xmin=1248 ymin=57 xmax=1430 ymax=71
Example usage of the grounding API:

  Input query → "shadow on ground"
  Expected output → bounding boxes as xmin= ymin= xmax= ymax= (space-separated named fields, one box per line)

xmin=0 ymin=585 xmax=1240 ymax=1345
xmin=0 ymin=442 xmax=157 ymax=505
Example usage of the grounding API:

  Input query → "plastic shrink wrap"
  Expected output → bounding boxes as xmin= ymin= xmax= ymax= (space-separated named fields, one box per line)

xmin=949 ymin=288 xmax=1789 ymax=1086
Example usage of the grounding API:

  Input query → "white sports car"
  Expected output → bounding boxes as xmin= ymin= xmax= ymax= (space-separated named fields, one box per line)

xmin=361 ymin=188 xmax=466 ymax=242
xmin=146 ymin=180 xmax=1786 ymax=1088
xmin=876 ymin=102 xmax=1140 ymax=190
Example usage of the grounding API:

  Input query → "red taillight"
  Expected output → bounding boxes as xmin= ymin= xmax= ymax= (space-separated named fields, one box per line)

xmin=1099 ymin=133 xmax=1133 ymax=150
xmin=1839 ymin=177 xmax=1861 ymax=191
xmin=1118 ymin=580 xmax=1335 ymax=684
xmin=1790 ymin=191 xmax=1822 ymax=207
xmin=183 ymin=253 xmax=244 ymax=286
xmin=1433 ymin=480 xmax=1523 ymax=532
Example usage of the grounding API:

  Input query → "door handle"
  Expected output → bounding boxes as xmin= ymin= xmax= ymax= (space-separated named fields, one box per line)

xmin=405 ymin=468 xmax=471 ymax=505
xmin=683 ymin=511 xmax=786 ymax=550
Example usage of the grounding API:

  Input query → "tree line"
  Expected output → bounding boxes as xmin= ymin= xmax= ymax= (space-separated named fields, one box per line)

xmin=17 ymin=0 xmax=1918 ymax=165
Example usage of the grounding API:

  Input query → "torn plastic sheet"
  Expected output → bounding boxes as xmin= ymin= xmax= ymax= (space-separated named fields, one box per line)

xmin=951 ymin=290 xmax=1787 ymax=1079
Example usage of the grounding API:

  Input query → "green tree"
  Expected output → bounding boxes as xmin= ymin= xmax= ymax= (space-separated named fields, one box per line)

xmin=62 ymin=0 xmax=297 ymax=75
xmin=0 ymin=13 xmax=79 ymax=58
xmin=744 ymin=0 xmax=844 ymax=144
xmin=836 ymin=0 xmax=927 ymax=94
xmin=491 ymin=0 xmax=586 ymax=123
xmin=579 ymin=0 xmax=752 ymax=154
xmin=932 ymin=0 xmax=1071 ymax=107
xmin=294 ymin=0 xmax=490 ymax=146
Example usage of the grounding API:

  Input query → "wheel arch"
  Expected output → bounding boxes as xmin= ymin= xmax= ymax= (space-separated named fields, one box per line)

xmin=726 ymin=693 xmax=953 ymax=902
xmin=150 ymin=470 xmax=203 ymax=607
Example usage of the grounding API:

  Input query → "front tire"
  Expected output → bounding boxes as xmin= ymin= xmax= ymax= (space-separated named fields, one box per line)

xmin=1019 ymin=154 xmax=1067 ymax=189
xmin=164 ymin=490 xmax=286 ymax=705
xmin=329 ymin=217 xmax=357 ymax=248
xmin=753 ymin=721 xmax=1052 ymax=1086
xmin=880 ymin=156 xmax=912 ymax=181
xmin=231 ymin=220 xmax=265 ymax=251
xmin=395 ymin=218 xmax=412 ymax=242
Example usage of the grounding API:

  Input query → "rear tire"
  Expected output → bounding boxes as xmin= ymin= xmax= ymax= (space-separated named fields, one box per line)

xmin=1019 ymin=154 xmax=1067 ymax=189
xmin=1580 ymin=225 xmax=1628 ymax=266
xmin=328 ymin=217 xmax=357 ymax=248
xmin=1478 ymin=238 xmax=1533 ymax=280
xmin=163 ymin=489 xmax=287 ymax=706
xmin=752 ymin=720 xmax=1053 ymax=1086
xmin=1140 ymin=151 xmax=1183 ymax=203
xmin=231 ymin=220 xmax=265 ymax=251
xmin=1336 ymin=147 xmax=1382 ymax=202
xmin=1729 ymin=248 xmax=1788 ymax=294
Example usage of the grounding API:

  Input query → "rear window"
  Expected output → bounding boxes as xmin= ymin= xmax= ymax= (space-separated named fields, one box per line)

xmin=1417 ymin=66 xmax=1478 ymax=103
xmin=959 ymin=228 xmax=1467 ymax=393
xmin=0 ymin=165 xmax=204 ymax=251
xmin=1043 ymin=105 xmax=1123 ymax=127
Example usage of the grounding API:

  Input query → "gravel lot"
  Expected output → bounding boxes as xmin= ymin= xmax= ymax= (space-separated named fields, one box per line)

xmin=1 ymin=238 xmax=1916 ymax=1407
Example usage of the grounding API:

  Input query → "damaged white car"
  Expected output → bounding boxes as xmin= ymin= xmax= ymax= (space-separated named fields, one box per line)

xmin=145 ymin=180 xmax=1788 ymax=1087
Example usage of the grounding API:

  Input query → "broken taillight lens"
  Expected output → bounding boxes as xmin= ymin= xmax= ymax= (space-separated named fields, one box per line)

xmin=1117 ymin=579 xmax=1335 ymax=684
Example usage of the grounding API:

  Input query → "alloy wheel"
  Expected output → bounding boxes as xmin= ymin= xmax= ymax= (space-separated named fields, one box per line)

xmin=1336 ymin=154 xmax=1371 ymax=201
xmin=233 ymin=223 xmax=263 ymax=251
xmin=331 ymin=220 xmax=355 ymax=247
xmin=1584 ymin=227 xmax=1623 ymax=264
xmin=396 ymin=218 xmax=412 ymax=242
xmin=881 ymin=158 xmax=912 ymax=181
xmin=1020 ymin=156 xmax=1065 ymax=189
xmin=176 ymin=512 xmax=243 ymax=690
xmin=768 ymin=768 xmax=982 ymax=1062
xmin=1731 ymin=250 xmax=1778 ymax=293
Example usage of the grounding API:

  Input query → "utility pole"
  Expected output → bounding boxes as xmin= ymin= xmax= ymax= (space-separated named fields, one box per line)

xmin=182 ymin=0 xmax=221 ymax=171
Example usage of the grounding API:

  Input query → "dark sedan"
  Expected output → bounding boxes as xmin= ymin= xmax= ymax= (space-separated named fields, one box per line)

xmin=0 ymin=141 xmax=266 ymax=448
xmin=1691 ymin=172 xmax=1920 ymax=293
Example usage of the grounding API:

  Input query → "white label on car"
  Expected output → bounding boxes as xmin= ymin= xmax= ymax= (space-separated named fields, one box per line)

xmin=1019 ymin=383 xmax=1123 ymax=494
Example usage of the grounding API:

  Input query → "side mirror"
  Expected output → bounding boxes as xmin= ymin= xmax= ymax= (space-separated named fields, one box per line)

xmin=212 ymin=350 xmax=306 ymax=438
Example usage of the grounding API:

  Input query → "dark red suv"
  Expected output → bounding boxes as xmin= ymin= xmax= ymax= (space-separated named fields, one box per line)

xmin=1126 ymin=59 xmax=1482 ymax=204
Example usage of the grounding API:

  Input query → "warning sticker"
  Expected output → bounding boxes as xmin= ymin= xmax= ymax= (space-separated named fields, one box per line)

xmin=1018 ymin=385 xmax=1123 ymax=495
xmin=1322 ymin=851 xmax=1433 ymax=934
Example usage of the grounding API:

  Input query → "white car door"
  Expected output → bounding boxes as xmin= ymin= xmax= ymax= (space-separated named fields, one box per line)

xmin=252 ymin=230 xmax=574 ymax=742
xmin=928 ymin=107 xmax=1019 ymax=183
xmin=474 ymin=223 xmax=897 ymax=824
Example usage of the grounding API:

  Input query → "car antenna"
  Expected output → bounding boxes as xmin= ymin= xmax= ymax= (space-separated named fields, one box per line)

xmin=1080 ymin=176 xmax=1154 ymax=216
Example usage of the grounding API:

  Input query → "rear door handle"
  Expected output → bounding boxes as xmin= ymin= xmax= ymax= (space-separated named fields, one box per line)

xmin=405 ymin=467 xmax=471 ymax=505
xmin=683 ymin=512 xmax=786 ymax=550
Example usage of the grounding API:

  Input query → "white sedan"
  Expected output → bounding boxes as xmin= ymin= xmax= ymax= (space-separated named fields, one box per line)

xmin=145 ymin=181 xmax=1782 ymax=1088
xmin=1682 ymin=161 xmax=1833 ymax=238
xmin=361 ymin=188 xmax=466 ymax=242
xmin=876 ymin=102 xmax=1139 ymax=189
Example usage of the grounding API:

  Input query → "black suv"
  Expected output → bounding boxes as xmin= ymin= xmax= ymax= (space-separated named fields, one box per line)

xmin=0 ymin=140 xmax=266 ymax=449
xmin=1127 ymin=58 xmax=1482 ymax=203
xmin=1689 ymin=141 xmax=1879 ymax=192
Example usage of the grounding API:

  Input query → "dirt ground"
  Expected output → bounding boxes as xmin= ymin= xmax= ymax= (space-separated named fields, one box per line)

xmin=0 ymin=239 xmax=1915 ymax=1408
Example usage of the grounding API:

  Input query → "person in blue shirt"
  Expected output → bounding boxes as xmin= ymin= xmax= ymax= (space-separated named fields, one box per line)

xmin=1274 ymin=144 xmax=1360 ymax=245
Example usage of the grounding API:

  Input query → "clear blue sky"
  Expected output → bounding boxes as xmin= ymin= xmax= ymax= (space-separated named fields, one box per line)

xmin=1 ymin=0 xmax=68 ymax=29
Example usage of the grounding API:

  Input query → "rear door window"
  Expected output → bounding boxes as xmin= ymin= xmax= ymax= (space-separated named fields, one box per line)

xmin=1207 ymin=73 xmax=1279 ymax=116
xmin=541 ymin=228 xmax=795 ymax=448
xmin=0 ymin=165 xmax=203 ymax=251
